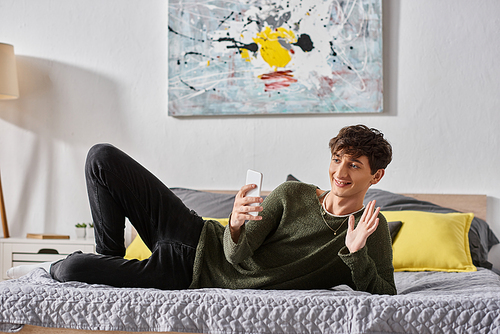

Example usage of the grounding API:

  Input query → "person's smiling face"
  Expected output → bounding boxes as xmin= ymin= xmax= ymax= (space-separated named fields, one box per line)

xmin=328 ymin=150 xmax=384 ymax=202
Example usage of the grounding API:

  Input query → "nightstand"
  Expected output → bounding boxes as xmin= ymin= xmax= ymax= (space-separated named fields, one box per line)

xmin=0 ymin=237 xmax=96 ymax=280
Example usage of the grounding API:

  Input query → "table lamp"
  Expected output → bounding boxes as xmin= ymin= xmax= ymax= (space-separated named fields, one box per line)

xmin=0 ymin=43 xmax=19 ymax=238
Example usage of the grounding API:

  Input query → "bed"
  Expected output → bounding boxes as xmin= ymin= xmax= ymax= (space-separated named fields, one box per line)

xmin=1 ymin=180 xmax=500 ymax=334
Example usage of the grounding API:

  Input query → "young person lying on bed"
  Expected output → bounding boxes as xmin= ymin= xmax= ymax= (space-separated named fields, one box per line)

xmin=7 ymin=124 xmax=396 ymax=295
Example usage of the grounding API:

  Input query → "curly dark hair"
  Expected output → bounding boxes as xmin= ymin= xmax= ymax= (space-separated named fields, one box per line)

xmin=329 ymin=125 xmax=392 ymax=174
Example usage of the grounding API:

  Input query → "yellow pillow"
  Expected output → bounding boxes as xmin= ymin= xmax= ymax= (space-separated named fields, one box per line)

xmin=124 ymin=233 xmax=152 ymax=260
xmin=124 ymin=218 xmax=229 ymax=260
xmin=382 ymin=211 xmax=476 ymax=272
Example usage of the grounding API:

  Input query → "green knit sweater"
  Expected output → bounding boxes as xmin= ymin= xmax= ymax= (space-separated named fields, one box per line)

xmin=189 ymin=181 xmax=396 ymax=295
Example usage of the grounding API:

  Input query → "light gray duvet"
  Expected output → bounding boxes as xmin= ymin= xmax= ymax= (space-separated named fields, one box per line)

xmin=1 ymin=268 xmax=499 ymax=333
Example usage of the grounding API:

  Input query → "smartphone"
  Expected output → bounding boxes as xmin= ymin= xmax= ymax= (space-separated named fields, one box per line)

xmin=245 ymin=169 xmax=263 ymax=216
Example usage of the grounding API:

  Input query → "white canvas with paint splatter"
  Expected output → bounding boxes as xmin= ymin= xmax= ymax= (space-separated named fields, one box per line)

xmin=168 ymin=0 xmax=383 ymax=116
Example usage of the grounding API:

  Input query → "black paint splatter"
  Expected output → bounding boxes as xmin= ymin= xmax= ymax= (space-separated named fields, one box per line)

xmin=180 ymin=78 xmax=198 ymax=91
xmin=182 ymin=51 xmax=228 ymax=65
xmin=329 ymin=41 xmax=337 ymax=56
xmin=293 ymin=34 xmax=314 ymax=52
xmin=168 ymin=26 xmax=205 ymax=42
xmin=217 ymin=11 xmax=234 ymax=29
xmin=216 ymin=37 xmax=258 ymax=53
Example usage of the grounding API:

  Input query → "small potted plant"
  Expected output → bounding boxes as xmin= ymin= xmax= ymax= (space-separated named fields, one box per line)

xmin=75 ymin=223 xmax=87 ymax=239
xmin=86 ymin=223 xmax=95 ymax=239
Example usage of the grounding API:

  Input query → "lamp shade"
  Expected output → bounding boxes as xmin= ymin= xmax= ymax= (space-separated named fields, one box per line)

xmin=0 ymin=43 xmax=19 ymax=100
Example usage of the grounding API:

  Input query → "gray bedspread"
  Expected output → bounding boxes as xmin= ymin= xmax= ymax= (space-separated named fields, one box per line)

xmin=1 ymin=268 xmax=499 ymax=333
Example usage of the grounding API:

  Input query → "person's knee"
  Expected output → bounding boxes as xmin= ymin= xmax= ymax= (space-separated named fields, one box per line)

xmin=85 ymin=143 xmax=118 ymax=175
xmin=87 ymin=143 xmax=117 ymax=164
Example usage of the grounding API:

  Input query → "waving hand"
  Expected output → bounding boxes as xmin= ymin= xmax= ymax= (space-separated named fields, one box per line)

xmin=345 ymin=200 xmax=380 ymax=253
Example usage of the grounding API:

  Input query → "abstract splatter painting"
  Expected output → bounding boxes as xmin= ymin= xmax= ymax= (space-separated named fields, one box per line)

xmin=168 ymin=0 xmax=383 ymax=116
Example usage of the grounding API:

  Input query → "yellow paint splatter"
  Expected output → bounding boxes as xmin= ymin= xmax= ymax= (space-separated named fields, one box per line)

xmin=240 ymin=49 xmax=252 ymax=62
xmin=251 ymin=26 xmax=297 ymax=69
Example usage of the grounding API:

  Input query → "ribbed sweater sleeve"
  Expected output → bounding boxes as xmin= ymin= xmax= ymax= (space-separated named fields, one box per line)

xmin=222 ymin=184 xmax=284 ymax=266
xmin=223 ymin=223 xmax=251 ymax=264
xmin=338 ymin=212 xmax=397 ymax=294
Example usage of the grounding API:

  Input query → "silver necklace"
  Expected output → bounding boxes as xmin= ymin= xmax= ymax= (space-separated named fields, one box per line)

xmin=321 ymin=192 xmax=348 ymax=236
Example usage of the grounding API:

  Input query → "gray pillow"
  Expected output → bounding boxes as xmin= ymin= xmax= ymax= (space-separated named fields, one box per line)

xmin=171 ymin=187 xmax=236 ymax=218
xmin=388 ymin=221 xmax=402 ymax=243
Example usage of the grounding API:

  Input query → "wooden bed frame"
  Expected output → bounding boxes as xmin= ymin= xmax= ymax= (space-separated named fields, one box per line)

xmin=13 ymin=193 xmax=487 ymax=334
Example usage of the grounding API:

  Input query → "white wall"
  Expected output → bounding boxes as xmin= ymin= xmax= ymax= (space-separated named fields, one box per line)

xmin=1 ymin=1 xmax=500 ymax=264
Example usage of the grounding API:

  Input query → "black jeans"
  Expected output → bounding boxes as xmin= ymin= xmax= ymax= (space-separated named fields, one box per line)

xmin=51 ymin=144 xmax=204 ymax=289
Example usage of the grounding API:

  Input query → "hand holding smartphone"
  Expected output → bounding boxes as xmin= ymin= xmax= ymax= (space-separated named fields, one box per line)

xmin=245 ymin=169 xmax=263 ymax=216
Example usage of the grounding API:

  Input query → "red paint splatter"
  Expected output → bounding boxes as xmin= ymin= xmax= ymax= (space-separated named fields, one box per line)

xmin=259 ymin=70 xmax=298 ymax=91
